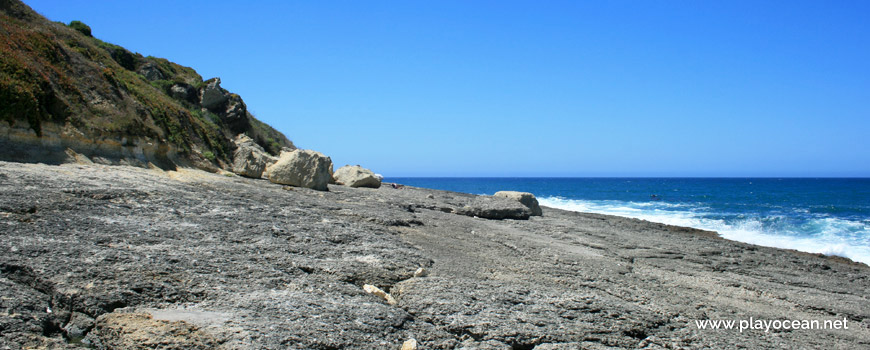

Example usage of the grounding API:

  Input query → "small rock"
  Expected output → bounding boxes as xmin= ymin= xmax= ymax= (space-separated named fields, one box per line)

xmin=413 ymin=267 xmax=428 ymax=277
xmin=363 ymin=284 xmax=397 ymax=305
xmin=494 ymin=191 xmax=543 ymax=216
xmin=426 ymin=194 xmax=435 ymax=199
xmin=402 ymin=338 xmax=418 ymax=350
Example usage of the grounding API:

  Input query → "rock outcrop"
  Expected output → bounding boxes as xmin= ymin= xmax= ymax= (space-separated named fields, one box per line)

xmin=231 ymin=134 xmax=275 ymax=178
xmin=455 ymin=196 xmax=532 ymax=220
xmin=199 ymin=78 xmax=228 ymax=110
xmin=267 ymin=149 xmax=333 ymax=191
xmin=333 ymin=165 xmax=382 ymax=188
xmin=0 ymin=2 xmax=294 ymax=170
xmin=136 ymin=62 xmax=164 ymax=81
xmin=169 ymin=84 xmax=198 ymax=104
xmin=494 ymin=191 xmax=543 ymax=216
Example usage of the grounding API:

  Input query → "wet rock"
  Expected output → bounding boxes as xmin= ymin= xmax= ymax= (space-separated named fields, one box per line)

xmin=494 ymin=191 xmax=543 ymax=216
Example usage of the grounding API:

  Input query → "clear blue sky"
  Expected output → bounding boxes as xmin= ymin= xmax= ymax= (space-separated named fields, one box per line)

xmin=25 ymin=0 xmax=870 ymax=177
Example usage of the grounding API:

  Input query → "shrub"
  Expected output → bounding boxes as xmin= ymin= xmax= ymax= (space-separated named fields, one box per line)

xmin=68 ymin=21 xmax=91 ymax=37
xmin=202 ymin=151 xmax=216 ymax=161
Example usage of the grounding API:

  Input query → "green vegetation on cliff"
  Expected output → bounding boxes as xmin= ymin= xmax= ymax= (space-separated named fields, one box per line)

xmin=0 ymin=0 xmax=293 ymax=166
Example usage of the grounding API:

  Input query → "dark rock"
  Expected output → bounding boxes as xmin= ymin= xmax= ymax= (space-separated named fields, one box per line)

xmin=221 ymin=94 xmax=250 ymax=133
xmin=63 ymin=312 xmax=95 ymax=341
xmin=169 ymin=83 xmax=198 ymax=104
xmin=199 ymin=78 xmax=228 ymax=110
xmin=136 ymin=62 xmax=164 ymax=81
xmin=455 ymin=196 xmax=532 ymax=220
xmin=0 ymin=162 xmax=868 ymax=349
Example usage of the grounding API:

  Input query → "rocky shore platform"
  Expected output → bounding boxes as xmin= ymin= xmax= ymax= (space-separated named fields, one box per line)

xmin=1 ymin=161 xmax=867 ymax=349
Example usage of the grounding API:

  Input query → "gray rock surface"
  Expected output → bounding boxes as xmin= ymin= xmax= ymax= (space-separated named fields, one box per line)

xmin=334 ymin=165 xmax=382 ymax=188
xmin=63 ymin=312 xmax=95 ymax=341
xmin=267 ymin=149 xmax=333 ymax=191
xmin=200 ymin=78 xmax=228 ymax=110
xmin=455 ymin=196 xmax=532 ymax=220
xmin=1 ymin=162 xmax=868 ymax=349
xmin=494 ymin=190 xmax=543 ymax=216
xmin=221 ymin=93 xmax=251 ymax=134
xmin=232 ymin=134 xmax=275 ymax=178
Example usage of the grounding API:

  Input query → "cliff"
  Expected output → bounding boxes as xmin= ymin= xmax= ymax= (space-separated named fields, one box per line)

xmin=0 ymin=0 xmax=293 ymax=170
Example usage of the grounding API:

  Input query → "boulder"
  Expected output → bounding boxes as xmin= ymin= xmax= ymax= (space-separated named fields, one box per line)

xmin=333 ymin=165 xmax=381 ymax=188
xmin=200 ymin=78 xmax=228 ymax=110
xmin=63 ymin=312 xmax=95 ymax=341
xmin=494 ymin=191 xmax=543 ymax=216
xmin=267 ymin=149 xmax=333 ymax=191
xmin=455 ymin=196 xmax=531 ymax=220
xmin=232 ymin=134 xmax=275 ymax=178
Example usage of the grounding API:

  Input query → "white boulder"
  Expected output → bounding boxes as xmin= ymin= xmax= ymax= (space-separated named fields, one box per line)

xmin=267 ymin=149 xmax=333 ymax=191
xmin=333 ymin=165 xmax=381 ymax=188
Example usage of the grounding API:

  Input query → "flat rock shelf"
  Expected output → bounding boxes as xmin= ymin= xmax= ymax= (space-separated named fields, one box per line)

xmin=0 ymin=162 xmax=867 ymax=349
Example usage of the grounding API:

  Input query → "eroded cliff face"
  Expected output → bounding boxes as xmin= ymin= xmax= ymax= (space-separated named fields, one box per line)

xmin=0 ymin=120 xmax=183 ymax=169
xmin=0 ymin=0 xmax=293 ymax=170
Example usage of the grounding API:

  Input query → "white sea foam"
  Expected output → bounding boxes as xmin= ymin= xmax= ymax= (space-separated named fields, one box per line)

xmin=538 ymin=197 xmax=870 ymax=265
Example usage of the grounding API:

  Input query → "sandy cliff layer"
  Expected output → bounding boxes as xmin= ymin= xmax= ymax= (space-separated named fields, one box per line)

xmin=0 ymin=162 xmax=867 ymax=349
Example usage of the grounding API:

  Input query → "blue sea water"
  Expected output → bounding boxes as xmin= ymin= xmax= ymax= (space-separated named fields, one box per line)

xmin=384 ymin=178 xmax=870 ymax=265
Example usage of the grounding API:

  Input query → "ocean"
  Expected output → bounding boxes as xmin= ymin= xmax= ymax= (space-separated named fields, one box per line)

xmin=384 ymin=178 xmax=870 ymax=265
